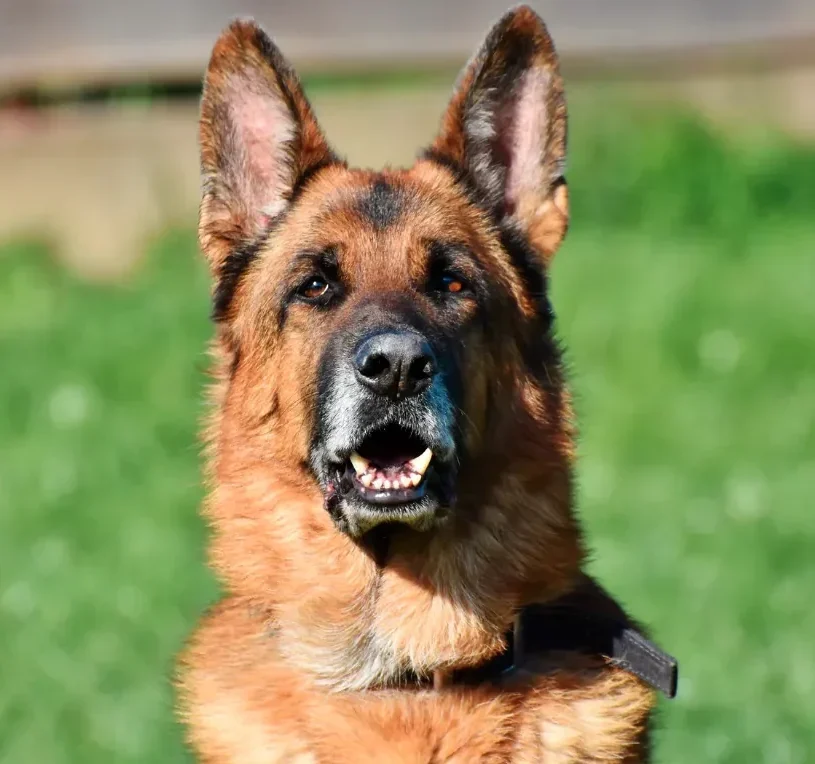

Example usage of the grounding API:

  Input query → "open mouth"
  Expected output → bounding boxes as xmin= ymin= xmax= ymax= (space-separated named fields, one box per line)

xmin=344 ymin=423 xmax=434 ymax=505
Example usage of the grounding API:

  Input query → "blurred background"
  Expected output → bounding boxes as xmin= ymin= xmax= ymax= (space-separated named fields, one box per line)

xmin=1 ymin=1 xmax=814 ymax=762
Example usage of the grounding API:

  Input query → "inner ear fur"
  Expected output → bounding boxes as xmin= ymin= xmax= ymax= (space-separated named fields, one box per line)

xmin=430 ymin=6 xmax=569 ymax=263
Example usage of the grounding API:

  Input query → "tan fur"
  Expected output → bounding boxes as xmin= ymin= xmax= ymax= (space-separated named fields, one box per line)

xmin=180 ymin=599 xmax=652 ymax=763
xmin=178 ymin=7 xmax=657 ymax=762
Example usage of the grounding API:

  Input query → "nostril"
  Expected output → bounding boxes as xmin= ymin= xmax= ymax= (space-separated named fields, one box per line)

xmin=358 ymin=352 xmax=390 ymax=380
xmin=409 ymin=355 xmax=435 ymax=383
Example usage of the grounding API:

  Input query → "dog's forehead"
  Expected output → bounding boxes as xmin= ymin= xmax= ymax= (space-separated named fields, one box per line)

xmin=274 ymin=166 xmax=482 ymax=275
xmin=312 ymin=172 xmax=422 ymax=241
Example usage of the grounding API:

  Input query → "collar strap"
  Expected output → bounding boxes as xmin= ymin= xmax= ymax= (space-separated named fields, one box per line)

xmin=449 ymin=578 xmax=678 ymax=699
xmin=511 ymin=601 xmax=678 ymax=698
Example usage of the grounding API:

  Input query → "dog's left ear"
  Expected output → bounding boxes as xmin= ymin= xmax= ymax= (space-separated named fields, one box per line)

xmin=429 ymin=6 xmax=568 ymax=263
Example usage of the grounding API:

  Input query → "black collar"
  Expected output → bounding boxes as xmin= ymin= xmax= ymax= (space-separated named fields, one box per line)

xmin=448 ymin=577 xmax=678 ymax=698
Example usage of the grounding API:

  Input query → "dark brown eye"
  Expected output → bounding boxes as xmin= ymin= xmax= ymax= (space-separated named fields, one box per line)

xmin=297 ymin=276 xmax=330 ymax=301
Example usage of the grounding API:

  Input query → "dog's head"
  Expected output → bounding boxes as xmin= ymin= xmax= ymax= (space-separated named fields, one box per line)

xmin=199 ymin=8 xmax=574 ymax=545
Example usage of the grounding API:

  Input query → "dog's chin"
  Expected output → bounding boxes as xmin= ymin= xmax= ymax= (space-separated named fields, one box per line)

xmin=318 ymin=422 xmax=457 ymax=537
xmin=331 ymin=488 xmax=450 ymax=538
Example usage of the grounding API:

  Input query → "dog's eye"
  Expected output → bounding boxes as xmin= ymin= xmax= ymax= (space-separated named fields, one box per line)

xmin=432 ymin=271 xmax=469 ymax=296
xmin=297 ymin=276 xmax=330 ymax=301
xmin=441 ymin=274 xmax=465 ymax=293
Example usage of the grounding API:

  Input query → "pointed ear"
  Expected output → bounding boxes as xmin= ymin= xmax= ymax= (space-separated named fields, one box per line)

xmin=429 ymin=6 xmax=568 ymax=264
xmin=199 ymin=20 xmax=338 ymax=272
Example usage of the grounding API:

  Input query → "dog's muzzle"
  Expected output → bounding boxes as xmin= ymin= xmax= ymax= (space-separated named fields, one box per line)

xmin=312 ymin=328 xmax=458 ymax=536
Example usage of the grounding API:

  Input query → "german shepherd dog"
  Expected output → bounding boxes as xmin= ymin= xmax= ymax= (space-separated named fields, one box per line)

xmin=178 ymin=7 xmax=676 ymax=761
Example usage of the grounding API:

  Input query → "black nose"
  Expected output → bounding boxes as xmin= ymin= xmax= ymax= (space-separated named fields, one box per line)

xmin=354 ymin=331 xmax=437 ymax=398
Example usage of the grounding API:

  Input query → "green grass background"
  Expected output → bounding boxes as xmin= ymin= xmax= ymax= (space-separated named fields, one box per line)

xmin=1 ymin=101 xmax=814 ymax=762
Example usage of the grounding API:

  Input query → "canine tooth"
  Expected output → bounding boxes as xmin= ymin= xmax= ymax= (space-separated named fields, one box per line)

xmin=360 ymin=473 xmax=373 ymax=488
xmin=349 ymin=452 xmax=370 ymax=476
xmin=400 ymin=474 xmax=412 ymax=488
xmin=408 ymin=448 xmax=433 ymax=476
xmin=410 ymin=473 xmax=422 ymax=486
xmin=372 ymin=477 xmax=384 ymax=490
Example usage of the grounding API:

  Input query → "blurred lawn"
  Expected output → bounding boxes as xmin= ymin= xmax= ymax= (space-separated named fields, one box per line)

xmin=1 ymin=104 xmax=814 ymax=763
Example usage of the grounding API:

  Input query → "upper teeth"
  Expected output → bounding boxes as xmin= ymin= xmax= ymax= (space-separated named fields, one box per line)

xmin=349 ymin=452 xmax=370 ymax=475
xmin=348 ymin=447 xmax=434 ymax=482
xmin=408 ymin=448 xmax=433 ymax=476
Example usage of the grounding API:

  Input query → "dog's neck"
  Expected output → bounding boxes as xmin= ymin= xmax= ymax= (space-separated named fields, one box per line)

xmin=209 ymin=465 xmax=584 ymax=691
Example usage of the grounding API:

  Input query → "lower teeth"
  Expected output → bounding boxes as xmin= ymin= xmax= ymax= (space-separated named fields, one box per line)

xmin=357 ymin=469 xmax=422 ymax=491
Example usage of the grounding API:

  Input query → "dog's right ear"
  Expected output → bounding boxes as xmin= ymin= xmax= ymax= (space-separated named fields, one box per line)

xmin=198 ymin=20 xmax=337 ymax=273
